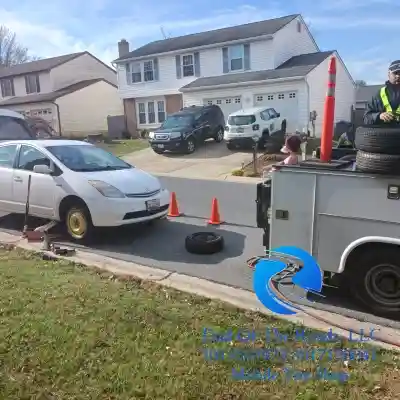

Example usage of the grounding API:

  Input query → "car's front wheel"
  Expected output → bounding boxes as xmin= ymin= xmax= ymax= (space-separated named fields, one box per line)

xmin=185 ymin=137 xmax=196 ymax=154
xmin=65 ymin=204 xmax=94 ymax=243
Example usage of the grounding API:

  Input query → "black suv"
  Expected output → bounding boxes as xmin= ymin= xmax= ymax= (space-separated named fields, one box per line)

xmin=149 ymin=105 xmax=225 ymax=154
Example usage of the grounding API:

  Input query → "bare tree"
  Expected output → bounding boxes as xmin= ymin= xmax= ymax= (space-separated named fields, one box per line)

xmin=355 ymin=79 xmax=367 ymax=87
xmin=0 ymin=25 xmax=39 ymax=67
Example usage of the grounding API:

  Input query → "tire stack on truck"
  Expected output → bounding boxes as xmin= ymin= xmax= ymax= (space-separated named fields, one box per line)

xmin=355 ymin=125 xmax=400 ymax=174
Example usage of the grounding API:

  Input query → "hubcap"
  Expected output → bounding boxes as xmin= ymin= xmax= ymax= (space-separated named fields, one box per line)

xmin=217 ymin=129 xmax=223 ymax=140
xmin=68 ymin=211 xmax=87 ymax=238
xmin=187 ymin=140 xmax=195 ymax=152
xmin=365 ymin=264 xmax=400 ymax=306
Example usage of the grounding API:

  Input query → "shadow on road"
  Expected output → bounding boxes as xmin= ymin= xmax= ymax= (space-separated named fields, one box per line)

xmin=0 ymin=214 xmax=246 ymax=265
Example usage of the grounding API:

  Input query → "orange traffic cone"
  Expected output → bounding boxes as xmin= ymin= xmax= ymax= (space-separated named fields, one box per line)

xmin=208 ymin=197 xmax=223 ymax=225
xmin=168 ymin=192 xmax=181 ymax=217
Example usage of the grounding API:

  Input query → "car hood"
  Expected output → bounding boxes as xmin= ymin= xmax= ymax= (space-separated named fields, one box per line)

xmin=80 ymin=167 xmax=161 ymax=194
xmin=154 ymin=127 xmax=188 ymax=133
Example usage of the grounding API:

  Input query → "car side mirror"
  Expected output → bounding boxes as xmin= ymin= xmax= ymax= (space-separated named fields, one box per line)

xmin=276 ymin=113 xmax=280 ymax=117
xmin=33 ymin=164 xmax=53 ymax=175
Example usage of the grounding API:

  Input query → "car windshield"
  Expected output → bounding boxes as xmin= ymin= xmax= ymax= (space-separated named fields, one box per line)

xmin=228 ymin=115 xmax=256 ymax=126
xmin=160 ymin=114 xmax=193 ymax=129
xmin=0 ymin=116 xmax=36 ymax=140
xmin=46 ymin=145 xmax=132 ymax=172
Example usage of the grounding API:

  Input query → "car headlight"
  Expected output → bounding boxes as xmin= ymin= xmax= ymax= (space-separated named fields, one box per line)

xmin=88 ymin=180 xmax=125 ymax=198
xmin=148 ymin=131 xmax=155 ymax=139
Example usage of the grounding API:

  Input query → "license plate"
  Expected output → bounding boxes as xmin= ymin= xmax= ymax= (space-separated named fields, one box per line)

xmin=157 ymin=144 xmax=164 ymax=149
xmin=146 ymin=199 xmax=160 ymax=211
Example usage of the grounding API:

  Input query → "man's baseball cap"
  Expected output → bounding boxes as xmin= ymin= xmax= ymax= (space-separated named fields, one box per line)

xmin=389 ymin=60 xmax=400 ymax=73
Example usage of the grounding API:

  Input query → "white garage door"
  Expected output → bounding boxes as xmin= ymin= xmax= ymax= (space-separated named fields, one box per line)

xmin=254 ymin=91 xmax=299 ymax=132
xmin=204 ymin=96 xmax=242 ymax=122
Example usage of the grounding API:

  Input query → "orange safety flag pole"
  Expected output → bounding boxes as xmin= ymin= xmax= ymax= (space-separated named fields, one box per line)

xmin=320 ymin=56 xmax=336 ymax=162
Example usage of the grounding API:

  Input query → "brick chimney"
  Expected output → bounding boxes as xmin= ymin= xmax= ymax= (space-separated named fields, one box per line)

xmin=118 ymin=39 xmax=129 ymax=57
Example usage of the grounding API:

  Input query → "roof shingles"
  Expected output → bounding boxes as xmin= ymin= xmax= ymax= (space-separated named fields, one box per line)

xmin=115 ymin=14 xmax=299 ymax=61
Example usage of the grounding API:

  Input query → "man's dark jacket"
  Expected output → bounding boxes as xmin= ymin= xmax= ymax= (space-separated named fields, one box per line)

xmin=363 ymin=81 xmax=400 ymax=125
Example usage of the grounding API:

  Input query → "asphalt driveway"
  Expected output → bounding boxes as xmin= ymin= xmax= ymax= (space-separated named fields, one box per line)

xmin=122 ymin=139 xmax=253 ymax=179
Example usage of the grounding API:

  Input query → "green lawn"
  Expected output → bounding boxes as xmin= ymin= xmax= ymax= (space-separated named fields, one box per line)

xmin=0 ymin=247 xmax=399 ymax=399
xmin=99 ymin=139 xmax=148 ymax=157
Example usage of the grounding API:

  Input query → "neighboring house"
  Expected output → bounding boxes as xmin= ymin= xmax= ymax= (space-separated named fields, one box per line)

xmin=355 ymin=84 xmax=382 ymax=110
xmin=0 ymin=52 xmax=123 ymax=137
xmin=114 ymin=14 xmax=355 ymax=137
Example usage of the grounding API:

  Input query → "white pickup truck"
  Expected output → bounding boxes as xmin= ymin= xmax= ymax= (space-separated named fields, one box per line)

xmin=224 ymin=107 xmax=287 ymax=151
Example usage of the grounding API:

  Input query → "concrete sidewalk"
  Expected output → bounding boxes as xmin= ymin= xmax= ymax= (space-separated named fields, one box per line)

xmin=1 ymin=231 xmax=399 ymax=352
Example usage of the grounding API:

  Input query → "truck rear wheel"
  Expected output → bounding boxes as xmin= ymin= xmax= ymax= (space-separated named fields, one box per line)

xmin=348 ymin=245 xmax=400 ymax=315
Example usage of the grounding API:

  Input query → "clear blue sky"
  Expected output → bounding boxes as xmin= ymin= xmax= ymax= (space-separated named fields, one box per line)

xmin=1 ymin=0 xmax=397 ymax=84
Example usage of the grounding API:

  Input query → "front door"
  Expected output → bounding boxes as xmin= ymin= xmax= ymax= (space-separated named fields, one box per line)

xmin=12 ymin=145 xmax=58 ymax=218
xmin=0 ymin=144 xmax=19 ymax=213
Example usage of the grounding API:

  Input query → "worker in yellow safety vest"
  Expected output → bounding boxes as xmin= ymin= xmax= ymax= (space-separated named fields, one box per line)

xmin=364 ymin=60 xmax=400 ymax=125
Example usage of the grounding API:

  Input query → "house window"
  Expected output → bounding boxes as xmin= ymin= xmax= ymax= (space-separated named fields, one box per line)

xmin=289 ymin=92 xmax=296 ymax=98
xmin=267 ymin=95 xmax=274 ymax=100
xmin=25 ymin=74 xmax=41 ymax=94
xmin=138 ymin=103 xmax=146 ymax=124
xmin=148 ymin=101 xmax=156 ymax=123
xmin=216 ymin=100 xmax=222 ymax=105
xmin=256 ymin=96 xmax=263 ymax=102
xmin=207 ymin=100 xmax=213 ymax=105
xmin=131 ymin=63 xmax=142 ymax=83
xmin=229 ymin=45 xmax=244 ymax=71
xmin=278 ymin=93 xmax=284 ymax=99
xmin=144 ymin=60 xmax=154 ymax=82
xmin=1 ymin=78 xmax=15 ymax=97
xmin=157 ymin=101 xmax=165 ymax=122
xmin=297 ymin=21 xmax=302 ymax=33
xmin=234 ymin=97 xmax=241 ymax=103
xmin=225 ymin=99 xmax=232 ymax=104
xmin=182 ymin=54 xmax=194 ymax=77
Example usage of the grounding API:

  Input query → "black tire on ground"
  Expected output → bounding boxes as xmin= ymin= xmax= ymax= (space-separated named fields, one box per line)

xmin=338 ymin=154 xmax=356 ymax=162
xmin=346 ymin=245 xmax=400 ymax=315
xmin=356 ymin=151 xmax=400 ymax=174
xmin=259 ymin=130 xmax=269 ymax=150
xmin=64 ymin=205 xmax=94 ymax=243
xmin=214 ymin=127 xmax=224 ymax=143
xmin=355 ymin=125 xmax=400 ymax=154
xmin=185 ymin=232 xmax=224 ymax=255
xmin=185 ymin=137 xmax=196 ymax=154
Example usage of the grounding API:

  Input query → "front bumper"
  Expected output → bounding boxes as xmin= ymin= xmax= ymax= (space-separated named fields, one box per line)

xmin=149 ymin=137 xmax=185 ymax=152
xmin=87 ymin=189 xmax=170 ymax=227
xmin=225 ymin=135 xmax=256 ymax=147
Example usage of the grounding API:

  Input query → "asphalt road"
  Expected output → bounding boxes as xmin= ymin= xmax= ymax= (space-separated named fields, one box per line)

xmin=0 ymin=175 xmax=399 ymax=329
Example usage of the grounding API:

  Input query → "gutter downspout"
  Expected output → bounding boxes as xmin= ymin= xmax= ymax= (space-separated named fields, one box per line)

xmin=304 ymin=76 xmax=311 ymax=135
xmin=51 ymin=102 xmax=62 ymax=136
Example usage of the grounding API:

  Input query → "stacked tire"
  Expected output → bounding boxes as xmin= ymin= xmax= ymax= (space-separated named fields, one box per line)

xmin=355 ymin=125 xmax=400 ymax=174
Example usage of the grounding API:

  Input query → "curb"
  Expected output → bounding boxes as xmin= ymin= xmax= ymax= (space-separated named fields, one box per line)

xmin=0 ymin=231 xmax=399 ymax=352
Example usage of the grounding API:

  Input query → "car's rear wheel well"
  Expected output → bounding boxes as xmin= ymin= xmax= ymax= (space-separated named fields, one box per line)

xmin=344 ymin=241 xmax=400 ymax=272
xmin=59 ymin=195 xmax=89 ymax=221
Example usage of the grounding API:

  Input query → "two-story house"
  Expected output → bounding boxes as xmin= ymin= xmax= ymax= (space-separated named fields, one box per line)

xmin=114 ymin=14 xmax=355 ymax=137
xmin=0 ymin=51 xmax=123 ymax=137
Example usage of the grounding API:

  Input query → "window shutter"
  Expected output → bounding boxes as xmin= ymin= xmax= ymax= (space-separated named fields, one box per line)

xmin=244 ymin=44 xmax=250 ymax=70
xmin=125 ymin=63 xmax=131 ymax=84
xmin=11 ymin=79 xmax=15 ymax=96
xmin=194 ymin=52 xmax=200 ymax=77
xmin=222 ymin=47 xmax=229 ymax=73
xmin=153 ymin=58 xmax=159 ymax=81
xmin=175 ymin=55 xmax=182 ymax=79
xmin=36 ymin=74 xmax=41 ymax=92
xmin=0 ymin=81 xmax=4 ymax=97
xmin=24 ymin=76 xmax=29 ymax=93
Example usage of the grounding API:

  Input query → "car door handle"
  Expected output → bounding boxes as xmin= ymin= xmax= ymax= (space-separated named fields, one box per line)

xmin=13 ymin=176 xmax=23 ymax=182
